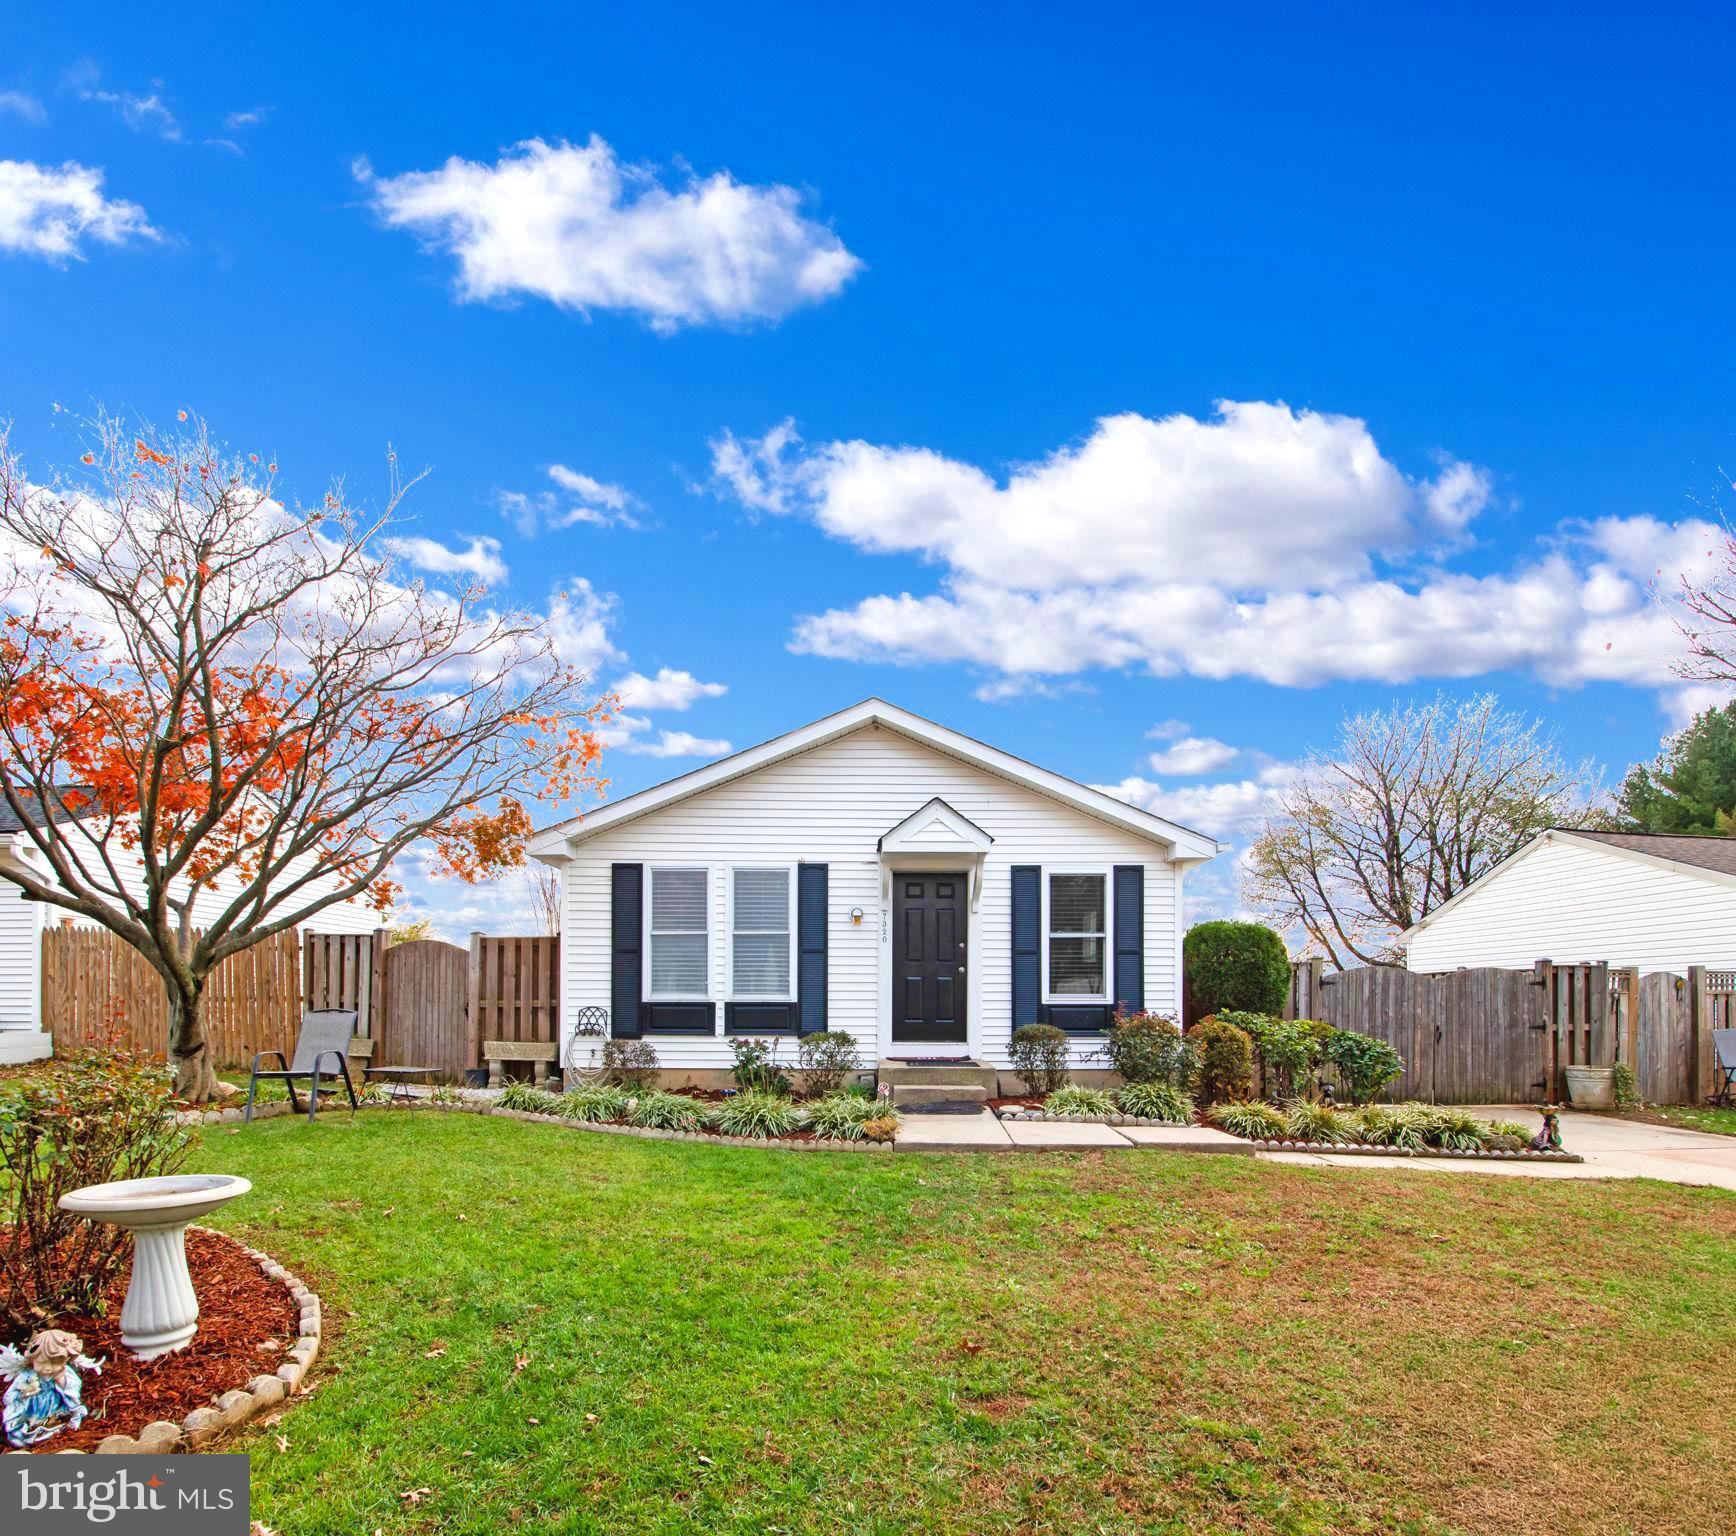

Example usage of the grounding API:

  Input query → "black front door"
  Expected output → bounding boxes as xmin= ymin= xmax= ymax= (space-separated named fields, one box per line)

xmin=892 ymin=872 xmax=968 ymax=1044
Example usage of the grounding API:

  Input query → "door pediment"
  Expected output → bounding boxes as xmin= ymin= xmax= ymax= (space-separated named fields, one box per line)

xmin=878 ymin=797 xmax=993 ymax=856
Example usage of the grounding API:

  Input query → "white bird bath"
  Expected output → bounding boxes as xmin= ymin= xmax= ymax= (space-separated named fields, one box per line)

xmin=58 ymin=1174 xmax=252 ymax=1360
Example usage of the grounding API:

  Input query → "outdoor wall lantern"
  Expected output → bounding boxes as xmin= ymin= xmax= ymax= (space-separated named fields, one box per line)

xmin=849 ymin=907 xmax=864 ymax=925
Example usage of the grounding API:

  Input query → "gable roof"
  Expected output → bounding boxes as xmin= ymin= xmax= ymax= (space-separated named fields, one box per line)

xmin=878 ymin=796 xmax=994 ymax=853
xmin=528 ymin=698 xmax=1219 ymax=863
xmin=0 ymin=786 xmax=92 ymax=835
xmin=1399 ymin=826 xmax=1736 ymax=945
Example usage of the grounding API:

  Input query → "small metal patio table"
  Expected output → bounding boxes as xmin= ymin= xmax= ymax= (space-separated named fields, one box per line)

xmin=363 ymin=1065 xmax=439 ymax=1107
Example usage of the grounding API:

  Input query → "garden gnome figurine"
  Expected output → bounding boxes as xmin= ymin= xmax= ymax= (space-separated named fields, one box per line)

xmin=0 ymin=1328 xmax=102 ymax=1447
xmin=1530 ymin=1106 xmax=1563 ymax=1153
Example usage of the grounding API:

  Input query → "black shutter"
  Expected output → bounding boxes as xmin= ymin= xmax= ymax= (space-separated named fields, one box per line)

xmin=1113 ymin=864 xmax=1144 ymax=1016
xmin=1011 ymin=865 xmax=1041 ymax=1029
xmin=610 ymin=863 xmax=643 ymax=1038
xmin=797 ymin=863 xmax=828 ymax=1035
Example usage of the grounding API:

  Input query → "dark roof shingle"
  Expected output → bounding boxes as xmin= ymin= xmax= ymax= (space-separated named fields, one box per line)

xmin=1565 ymin=829 xmax=1736 ymax=878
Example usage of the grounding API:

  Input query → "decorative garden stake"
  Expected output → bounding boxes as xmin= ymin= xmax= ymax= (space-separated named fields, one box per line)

xmin=58 ymin=1174 xmax=252 ymax=1359
xmin=1 ymin=1329 xmax=101 ymax=1447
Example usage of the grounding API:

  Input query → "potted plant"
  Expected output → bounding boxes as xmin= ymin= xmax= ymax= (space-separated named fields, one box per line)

xmin=1562 ymin=1063 xmax=1616 ymax=1110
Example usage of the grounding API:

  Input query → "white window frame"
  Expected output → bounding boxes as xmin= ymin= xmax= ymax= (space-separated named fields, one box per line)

xmin=643 ymin=864 xmax=711 ymax=1002
xmin=1041 ymin=865 xmax=1112 ymax=1004
xmin=727 ymin=863 xmax=798 ymax=1002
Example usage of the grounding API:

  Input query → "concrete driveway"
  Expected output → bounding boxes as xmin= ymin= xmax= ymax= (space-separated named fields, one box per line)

xmin=1259 ymin=1106 xmax=1736 ymax=1191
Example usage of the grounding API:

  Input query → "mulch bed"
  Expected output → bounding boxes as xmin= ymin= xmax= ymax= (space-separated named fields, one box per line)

xmin=17 ymin=1229 xmax=297 ymax=1453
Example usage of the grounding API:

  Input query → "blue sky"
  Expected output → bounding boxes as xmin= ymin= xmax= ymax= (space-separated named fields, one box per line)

xmin=4 ymin=2 xmax=1735 ymax=931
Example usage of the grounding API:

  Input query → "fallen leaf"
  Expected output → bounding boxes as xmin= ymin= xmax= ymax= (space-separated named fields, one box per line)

xmin=513 ymin=1353 xmax=531 ymax=1374
xmin=424 ymin=1341 xmax=448 ymax=1359
xmin=697 ymin=1454 xmax=713 ymax=1467
xmin=275 ymin=1435 xmax=289 ymax=1453
xmin=527 ymin=1416 xmax=540 ymax=1425
xmin=399 ymin=1488 xmax=433 ymax=1506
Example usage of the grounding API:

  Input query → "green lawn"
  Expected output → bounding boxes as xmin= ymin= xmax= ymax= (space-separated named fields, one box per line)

xmin=1631 ymin=1103 xmax=1736 ymax=1137
xmin=195 ymin=1112 xmax=1736 ymax=1536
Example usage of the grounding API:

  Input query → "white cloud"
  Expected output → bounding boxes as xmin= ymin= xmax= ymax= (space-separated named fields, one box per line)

xmin=497 ymin=463 xmax=642 ymax=534
xmin=712 ymin=403 xmax=1723 ymax=710
xmin=381 ymin=533 xmax=508 ymax=585
xmin=972 ymin=675 xmax=1094 ymax=703
xmin=357 ymin=136 xmax=861 ymax=332
xmin=224 ymin=106 xmax=269 ymax=131
xmin=712 ymin=402 xmax=1487 ymax=593
xmin=0 ymin=159 xmax=158 ymax=261
xmin=1094 ymin=758 xmax=1298 ymax=842
xmin=598 ymin=711 xmax=731 ymax=758
xmin=543 ymin=577 xmax=625 ymax=677
xmin=75 ymin=76 xmax=182 ymax=141
xmin=0 ymin=91 xmax=45 ymax=124
xmin=613 ymin=668 xmax=727 ymax=711
xmin=1146 ymin=736 xmax=1237 ymax=775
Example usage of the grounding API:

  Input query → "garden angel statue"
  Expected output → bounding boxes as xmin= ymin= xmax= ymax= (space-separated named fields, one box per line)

xmin=1 ymin=1328 xmax=102 ymax=1447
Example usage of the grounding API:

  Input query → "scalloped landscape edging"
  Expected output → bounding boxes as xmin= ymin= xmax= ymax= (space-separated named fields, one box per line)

xmin=998 ymin=1107 xmax=1191 ymax=1128
xmin=3 ymin=1231 xmax=321 ymax=1457
xmin=450 ymin=1099 xmax=898 ymax=1150
xmin=1241 ymin=1137 xmax=1582 ymax=1162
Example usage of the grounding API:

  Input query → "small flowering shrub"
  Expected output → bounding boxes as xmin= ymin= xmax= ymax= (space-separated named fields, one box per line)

xmin=0 ymin=1044 xmax=190 ymax=1330
xmin=601 ymin=1038 xmax=660 ymax=1091
xmin=796 ymin=1032 xmax=861 ymax=1097
xmin=728 ymin=1037 xmax=793 ymax=1096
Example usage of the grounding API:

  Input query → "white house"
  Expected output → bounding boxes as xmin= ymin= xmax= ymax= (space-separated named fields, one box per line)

xmin=1401 ymin=828 xmax=1736 ymax=974
xmin=0 ymin=795 xmax=384 ymax=1063
xmin=526 ymin=699 xmax=1219 ymax=1089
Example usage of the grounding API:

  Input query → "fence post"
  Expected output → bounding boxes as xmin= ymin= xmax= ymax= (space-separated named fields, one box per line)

xmin=466 ymin=931 xmax=484 ymax=1077
xmin=1688 ymin=964 xmax=1707 ymax=1105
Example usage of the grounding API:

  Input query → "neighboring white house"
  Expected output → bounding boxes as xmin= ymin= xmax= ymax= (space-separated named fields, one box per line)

xmin=0 ymin=795 xmax=384 ymax=1063
xmin=526 ymin=699 xmax=1220 ymax=1088
xmin=1401 ymin=828 xmax=1736 ymax=974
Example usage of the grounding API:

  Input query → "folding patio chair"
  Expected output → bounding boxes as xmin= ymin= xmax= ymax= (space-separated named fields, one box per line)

xmin=1712 ymin=1028 xmax=1736 ymax=1109
xmin=244 ymin=1008 xmax=360 ymax=1123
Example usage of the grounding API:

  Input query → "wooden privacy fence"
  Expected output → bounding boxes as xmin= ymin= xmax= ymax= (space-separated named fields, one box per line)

xmin=42 ymin=926 xmax=305 ymax=1063
xmin=42 ymin=926 xmax=559 ymax=1078
xmin=1289 ymin=958 xmax=1734 ymax=1105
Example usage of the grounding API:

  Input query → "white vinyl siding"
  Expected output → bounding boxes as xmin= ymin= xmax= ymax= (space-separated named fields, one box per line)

xmin=731 ymin=866 xmax=794 ymax=999
xmin=647 ymin=867 xmax=709 ymax=998
xmin=1404 ymin=834 xmax=1736 ymax=974
xmin=0 ymin=851 xmax=42 ymax=1031
xmin=1045 ymin=871 xmax=1108 ymax=1000
xmin=558 ymin=725 xmax=1183 ymax=1070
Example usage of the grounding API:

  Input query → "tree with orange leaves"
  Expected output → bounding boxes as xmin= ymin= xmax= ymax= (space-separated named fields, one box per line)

xmin=0 ymin=413 xmax=609 ymax=1100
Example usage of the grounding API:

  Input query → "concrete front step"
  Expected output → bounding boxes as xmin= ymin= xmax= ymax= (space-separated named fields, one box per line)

xmin=891 ymin=1082 xmax=990 ymax=1110
xmin=878 ymin=1058 xmax=998 ymax=1093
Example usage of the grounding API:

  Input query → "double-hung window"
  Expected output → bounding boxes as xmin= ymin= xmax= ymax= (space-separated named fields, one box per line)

xmin=1046 ymin=871 xmax=1108 ymax=999
xmin=648 ymin=867 xmax=708 ymax=999
xmin=731 ymin=866 xmax=794 ymax=999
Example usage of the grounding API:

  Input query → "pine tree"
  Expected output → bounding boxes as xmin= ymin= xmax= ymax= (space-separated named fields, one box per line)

xmin=1618 ymin=701 xmax=1736 ymax=834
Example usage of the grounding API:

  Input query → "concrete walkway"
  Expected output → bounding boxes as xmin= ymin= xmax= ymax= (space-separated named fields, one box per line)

xmin=1258 ymin=1106 xmax=1736 ymax=1191
xmin=896 ymin=1111 xmax=1250 ymax=1154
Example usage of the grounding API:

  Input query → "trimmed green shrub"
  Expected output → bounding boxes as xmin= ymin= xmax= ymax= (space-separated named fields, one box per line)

xmin=629 ymin=1091 xmax=708 ymax=1132
xmin=727 ymin=1037 xmax=793 ymax=1096
xmin=809 ymin=1092 xmax=891 ymax=1141
xmin=1103 ymin=1011 xmax=1194 ymax=1087
xmin=1283 ymin=1099 xmax=1352 ymax=1144
xmin=796 ymin=1032 xmax=861 ymax=1097
xmin=1218 ymin=1011 xmax=1318 ymax=1100
xmin=1116 ymin=1080 xmax=1193 ymax=1122
xmin=559 ymin=1083 xmax=631 ymax=1123
xmin=601 ymin=1038 xmax=660 ymax=1090
xmin=710 ymin=1090 xmax=806 ymax=1139
xmin=1183 ymin=920 xmax=1290 ymax=1023
xmin=1208 ymin=1100 xmax=1287 ymax=1139
xmin=0 ymin=1046 xmax=190 ymax=1330
xmin=497 ymin=1082 xmax=567 ymax=1114
xmin=1189 ymin=1017 xmax=1254 ymax=1103
xmin=1009 ymin=1023 xmax=1071 ymax=1094
xmin=1044 ymin=1084 xmax=1116 ymax=1116
xmin=1322 ymin=1029 xmax=1405 ymax=1104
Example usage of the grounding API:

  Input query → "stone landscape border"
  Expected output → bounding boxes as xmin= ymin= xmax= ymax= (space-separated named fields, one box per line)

xmin=1242 ymin=1137 xmax=1582 ymax=1162
xmin=997 ymin=1107 xmax=1191 ymax=1128
xmin=3 ymin=1230 xmax=321 ymax=1456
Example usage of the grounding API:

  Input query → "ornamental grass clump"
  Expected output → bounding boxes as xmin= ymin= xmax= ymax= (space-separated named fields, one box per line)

xmin=1208 ymin=1100 xmax=1287 ymax=1139
xmin=1115 ymin=1081 xmax=1193 ymax=1122
xmin=560 ymin=1083 xmax=631 ymax=1123
xmin=0 ymin=1044 xmax=190 ymax=1330
xmin=496 ymin=1082 xmax=567 ymax=1115
xmin=1044 ymin=1085 xmax=1116 ymax=1117
xmin=809 ymin=1092 xmax=891 ymax=1141
xmin=1283 ymin=1099 xmax=1353 ymax=1144
xmin=859 ymin=1113 xmax=901 ymax=1143
xmin=710 ymin=1090 xmax=806 ymax=1139
xmin=628 ymin=1091 xmax=707 ymax=1133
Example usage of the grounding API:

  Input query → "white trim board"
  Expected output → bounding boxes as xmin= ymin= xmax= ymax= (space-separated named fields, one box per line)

xmin=529 ymin=699 xmax=1219 ymax=864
